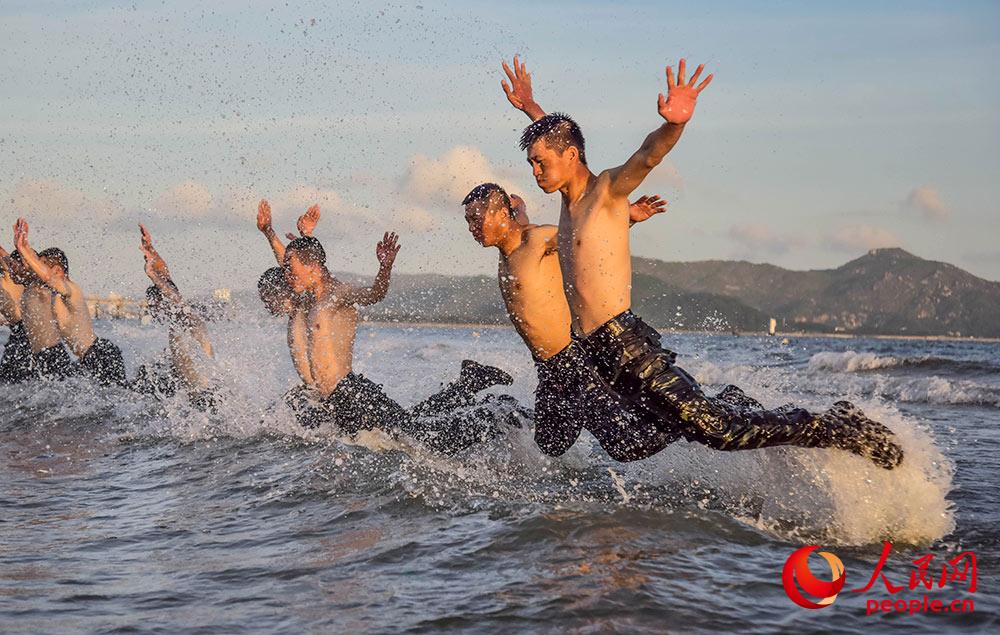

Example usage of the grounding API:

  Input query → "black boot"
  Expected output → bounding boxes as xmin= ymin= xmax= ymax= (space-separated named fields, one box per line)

xmin=820 ymin=401 xmax=904 ymax=470
xmin=409 ymin=360 xmax=513 ymax=418
xmin=713 ymin=384 xmax=764 ymax=411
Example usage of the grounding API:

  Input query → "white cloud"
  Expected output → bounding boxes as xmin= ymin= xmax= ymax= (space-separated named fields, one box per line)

xmin=153 ymin=180 xmax=215 ymax=216
xmin=397 ymin=206 xmax=438 ymax=232
xmin=272 ymin=184 xmax=344 ymax=212
xmin=902 ymin=186 xmax=951 ymax=221
xmin=727 ymin=222 xmax=801 ymax=254
xmin=5 ymin=178 xmax=123 ymax=218
xmin=644 ymin=160 xmax=685 ymax=191
xmin=400 ymin=145 xmax=516 ymax=209
xmin=395 ymin=145 xmax=546 ymax=233
xmin=824 ymin=224 xmax=901 ymax=252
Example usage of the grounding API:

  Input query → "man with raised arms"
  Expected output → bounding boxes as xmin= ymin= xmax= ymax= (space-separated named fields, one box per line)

xmin=257 ymin=200 xmax=320 ymax=389
xmin=0 ymin=247 xmax=34 ymax=383
xmin=131 ymin=224 xmax=216 ymax=408
xmin=255 ymin=201 xmax=518 ymax=451
xmin=13 ymin=218 xmax=126 ymax=385
xmin=464 ymin=183 xmax=687 ymax=461
xmin=500 ymin=57 xmax=903 ymax=468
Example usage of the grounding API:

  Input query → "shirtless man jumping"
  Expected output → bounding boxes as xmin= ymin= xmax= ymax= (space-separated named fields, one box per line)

xmin=13 ymin=218 xmax=126 ymax=385
xmin=499 ymin=56 xmax=903 ymax=468
xmin=130 ymin=224 xmax=216 ymax=408
xmin=464 ymin=183 xmax=687 ymax=461
xmin=256 ymin=202 xmax=517 ymax=451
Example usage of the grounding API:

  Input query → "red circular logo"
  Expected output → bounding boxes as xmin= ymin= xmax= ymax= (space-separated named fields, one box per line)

xmin=782 ymin=545 xmax=846 ymax=609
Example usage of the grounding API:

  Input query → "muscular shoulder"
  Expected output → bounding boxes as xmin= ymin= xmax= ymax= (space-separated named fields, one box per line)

xmin=522 ymin=224 xmax=558 ymax=254
xmin=523 ymin=224 xmax=557 ymax=241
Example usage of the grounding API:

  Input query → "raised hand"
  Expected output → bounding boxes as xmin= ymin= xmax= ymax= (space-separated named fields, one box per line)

xmin=297 ymin=204 xmax=320 ymax=237
xmin=658 ymin=58 xmax=713 ymax=125
xmin=375 ymin=232 xmax=400 ymax=268
xmin=139 ymin=224 xmax=169 ymax=280
xmin=629 ymin=195 xmax=668 ymax=223
xmin=13 ymin=218 xmax=29 ymax=251
xmin=501 ymin=56 xmax=545 ymax=121
xmin=256 ymin=199 xmax=273 ymax=234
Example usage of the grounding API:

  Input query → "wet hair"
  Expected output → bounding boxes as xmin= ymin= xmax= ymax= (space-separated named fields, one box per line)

xmin=258 ymin=266 xmax=290 ymax=301
xmin=462 ymin=183 xmax=515 ymax=219
xmin=519 ymin=112 xmax=586 ymax=165
xmin=146 ymin=285 xmax=163 ymax=304
xmin=39 ymin=247 xmax=69 ymax=275
xmin=285 ymin=236 xmax=326 ymax=267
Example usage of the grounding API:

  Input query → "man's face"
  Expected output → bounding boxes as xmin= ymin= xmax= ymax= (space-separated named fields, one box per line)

xmin=464 ymin=199 xmax=511 ymax=248
xmin=527 ymin=140 xmax=572 ymax=193
xmin=284 ymin=252 xmax=314 ymax=294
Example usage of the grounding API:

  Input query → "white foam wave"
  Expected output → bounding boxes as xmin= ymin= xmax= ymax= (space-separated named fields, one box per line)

xmin=1 ymin=320 xmax=959 ymax=548
xmin=809 ymin=351 xmax=902 ymax=373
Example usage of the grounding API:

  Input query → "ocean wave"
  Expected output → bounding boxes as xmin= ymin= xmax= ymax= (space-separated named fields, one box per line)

xmin=882 ymin=376 xmax=1000 ymax=408
xmin=690 ymin=356 xmax=1000 ymax=409
xmin=809 ymin=350 xmax=999 ymax=375
xmin=1 ymin=375 xmax=955 ymax=548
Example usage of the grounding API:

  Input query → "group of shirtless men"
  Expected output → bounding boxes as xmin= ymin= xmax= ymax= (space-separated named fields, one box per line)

xmin=0 ymin=58 xmax=903 ymax=468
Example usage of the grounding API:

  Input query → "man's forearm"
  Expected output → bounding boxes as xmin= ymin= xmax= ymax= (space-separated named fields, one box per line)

xmin=152 ymin=273 xmax=184 ymax=305
xmin=262 ymin=229 xmax=286 ymax=265
xmin=639 ymin=122 xmax=685 ymax=169
xmin=522 ymin=101 xmax=546 ymax=122
xmin=367 ymin=265 xmax=393 ymax=304
xmin=16 ymin=243 xmax=57 ymax=288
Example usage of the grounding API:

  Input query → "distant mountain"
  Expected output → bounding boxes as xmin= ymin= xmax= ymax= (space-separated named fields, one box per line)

xmin=229 ymin=249 xmax=1000 ymax=337
xmin=634 ymin=248 xmax=1000 ymax=337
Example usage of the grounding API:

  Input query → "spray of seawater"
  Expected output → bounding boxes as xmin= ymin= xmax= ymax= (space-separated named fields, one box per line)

xmin=0 ymin=320 xmax=957 ymax=550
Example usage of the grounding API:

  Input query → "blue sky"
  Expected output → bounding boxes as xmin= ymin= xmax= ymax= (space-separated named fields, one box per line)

xmin=1 ymin=0 xmax=997 ymax=295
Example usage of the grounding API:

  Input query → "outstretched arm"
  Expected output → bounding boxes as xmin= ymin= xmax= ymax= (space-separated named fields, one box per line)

xmin=13 ymin=218 xmax=71 ymax=296
xmin=344 ymin=232 xmax=400 ymax=306
xmin=139 ymin=224 xmax=183 ymax=304
xmin=608 ymin=59 xmax=712 ymax=198
xmin=501 ymin=56 xmax=546 ymax=122
xmin=256 ymin=199 xmax=287 ymax=265
xmin=140 ymin=224 xmax=212 ymax=352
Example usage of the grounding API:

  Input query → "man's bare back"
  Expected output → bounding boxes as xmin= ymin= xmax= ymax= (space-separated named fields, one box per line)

xmin=49 ymin=279 xmax=97 ymax=358
xmin=20 ymin=284 xmax=62 ymax=353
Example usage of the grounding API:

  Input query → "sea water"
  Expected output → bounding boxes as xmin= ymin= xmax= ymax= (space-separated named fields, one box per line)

xmin=1 ymin=316 xmax=996 ymax=632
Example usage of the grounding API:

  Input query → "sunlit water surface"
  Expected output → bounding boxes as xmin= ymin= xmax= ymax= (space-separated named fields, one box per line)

xmin=1 ymin=317 xmax=996 ymax=633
